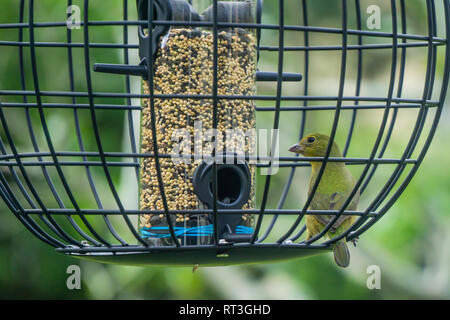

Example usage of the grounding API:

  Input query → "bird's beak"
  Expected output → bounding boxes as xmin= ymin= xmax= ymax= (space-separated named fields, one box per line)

xmin=289 ymin=143 xmax=304 ymax=154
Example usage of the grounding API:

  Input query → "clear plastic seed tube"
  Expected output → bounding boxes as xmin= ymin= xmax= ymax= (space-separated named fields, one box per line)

xmin=140 ymin=0 xmax=257 ymax=246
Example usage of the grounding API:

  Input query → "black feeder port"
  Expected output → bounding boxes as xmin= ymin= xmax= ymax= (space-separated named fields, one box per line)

xmin=193 ymin=156 xmax=253 ymax=244
xmin=0 ymin=0 xmax=448 ymax=268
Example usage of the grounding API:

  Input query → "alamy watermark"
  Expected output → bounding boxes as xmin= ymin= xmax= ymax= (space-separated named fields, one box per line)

xmin=67 ymin=5 xmax=81 ymax=30
xmin=367 ymin=5 xmax=381 ymax=30
xmin=366 ymin=265 xmax=381 ymax=290
xmin=66 ymin=265 xmax=81 ymax=290
xmin=170 ymin=121 xmax=280 ymax=175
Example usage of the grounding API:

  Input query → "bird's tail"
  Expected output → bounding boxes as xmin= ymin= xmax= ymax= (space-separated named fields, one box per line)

xmin=333 ymin=240 xmax=350 ymax=268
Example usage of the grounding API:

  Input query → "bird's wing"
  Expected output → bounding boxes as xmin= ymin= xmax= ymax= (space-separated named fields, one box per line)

xmin=309 ymin=190 xmax=359 ymax=233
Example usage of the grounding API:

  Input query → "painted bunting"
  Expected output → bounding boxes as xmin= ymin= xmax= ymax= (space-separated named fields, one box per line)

xmin=289 ymin=133 xmax=359 ymax=268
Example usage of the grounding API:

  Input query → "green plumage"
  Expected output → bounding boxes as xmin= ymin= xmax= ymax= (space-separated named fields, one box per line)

xmin=289 ymin=133 xmax=359 ymax=268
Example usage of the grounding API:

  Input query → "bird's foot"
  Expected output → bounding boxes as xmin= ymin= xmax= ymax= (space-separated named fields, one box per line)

xmin=350 ymin=237 xmax=359 ymax=247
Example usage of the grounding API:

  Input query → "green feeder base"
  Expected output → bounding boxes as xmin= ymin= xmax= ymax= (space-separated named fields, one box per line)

xmin=58 ymin=244 xmax=331 ymax=267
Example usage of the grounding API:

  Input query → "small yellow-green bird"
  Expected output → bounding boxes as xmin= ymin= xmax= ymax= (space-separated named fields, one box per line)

xmin=289 ymin=133 xmax=359 ymax=268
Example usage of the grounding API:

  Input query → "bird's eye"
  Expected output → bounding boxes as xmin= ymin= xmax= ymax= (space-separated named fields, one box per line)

xmin=307 ymin=137 xmax=316 ymax=144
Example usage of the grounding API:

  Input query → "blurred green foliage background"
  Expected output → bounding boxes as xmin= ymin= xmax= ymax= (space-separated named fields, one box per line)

xmin=0 ymin=0 xmax=449 ymax=299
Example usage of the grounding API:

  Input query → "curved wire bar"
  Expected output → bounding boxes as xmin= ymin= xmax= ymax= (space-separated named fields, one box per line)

xmin=359 ymin=0 xmax=408 ymax=195
xmin=0 ymin=108 xmax=70 ymax=247
xmin=0 ymin=89 xmax=443 ymax=104
xmin=1 ymin=18 xmax=447 ymax=43
xmin=82 ymin=0 xmax=148 ymax=246
xmin=0 ymin=161 xmax=60 ymax=247
xmin=123 ymin=0 xmax=140 ymax=181
xmin=0 ymin=151 xmax=418 ymax=164
xmin=67 ymin=0 xmax=126 ymax=246
xmin=0 ymin=101 xmax=436 ymax=112
xmin=211 ymin=0 xmax=220 ymax=244
xmin=251 ymin=0 xmax=286 ymax=244
xmin=0 ymin=116 xmax=63 ymax=248
xmin=349 ymin=0 xmax=438 ymax=235
xmin=0 ymin=0 xmax=75 ymax=247
xmin=25 ymin=0 xmax=100 ymax=247
xmin=257 ymin=0 xmax=310 ymax=243
xmin=349 ymin=0 xmax=447 ymax=241
xmin=0 ymin=40 xmax=444 ymax=51
xmin=342 ymin=0 xmax=363 ymax=157
xmin=29 ymin=0 xmax=113 ymax=247
xmin=344 ymin=0 xmax=437 ymax=240
xmin=309 ymin=0 xmax=399 ymax=246
xmin=289 ymin=0 xmax=366 ymax=244
xmin=403 ymin=1 xmax=438 ymax=160
xmin=362 ymin=0 xmax=437 ymax=207
xmin=277 ymin=0 xmax=349 ymax=244
xmin=0 ymin=0 xmax=86 ymax=248
xmin=145 ymin=0 xmax=179 ymax=246
xmin=22 ymin=208 xmax=377 ymax=217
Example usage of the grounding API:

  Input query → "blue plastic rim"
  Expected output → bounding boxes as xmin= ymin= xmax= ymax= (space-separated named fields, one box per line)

xmin=140 ymin=225 xmax=254 ymax=239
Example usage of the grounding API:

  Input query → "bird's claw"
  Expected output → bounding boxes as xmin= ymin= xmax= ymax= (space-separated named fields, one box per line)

xmin=351 ymin=237 xmax=359 ymax=247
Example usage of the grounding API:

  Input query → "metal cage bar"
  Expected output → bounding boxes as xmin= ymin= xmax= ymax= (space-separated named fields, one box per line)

xmin=81 ymin=0 xmax=148 ymax=246
xmin=257 ymin=0 xmax=311 ymax=244
xmin=318 ymin=0 xmax=400 ymax=245
xmin=30 ymin=0 xmax=112 ymax=247
xmin=251 ymin=0 xmax=286 ymax=244
xmin=144 ymin=0 xmax=179 ymax=246
xmin=350 ymin=0 xmax=449 ymax=240
xmin=277 ymin=0 xmax=349 ymax=244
